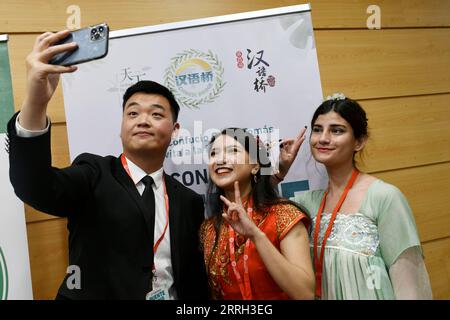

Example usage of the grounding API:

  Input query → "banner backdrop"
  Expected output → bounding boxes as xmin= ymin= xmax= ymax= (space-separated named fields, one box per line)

xmin=0 ymin=34 xmax=33 ymax=300
xmin=61 ymin=4 xmax=328 ymax=198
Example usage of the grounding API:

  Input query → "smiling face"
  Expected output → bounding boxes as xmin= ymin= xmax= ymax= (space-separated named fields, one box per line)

xmin=208 ymin=134 xmax=259 ymax=197
xmin=310 ymin=111 xmax=366 ymax=168
xmin=120 ymin=92 xmax=179 ymax=157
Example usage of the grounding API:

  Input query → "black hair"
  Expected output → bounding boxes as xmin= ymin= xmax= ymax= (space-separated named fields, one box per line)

xmin=205 ymin=128 xmax=309 ymax=271
xmin=311 ymin=97 xmax=368 ymax=164
xmin=122 ymin=80 xmax=180 ymax=122
xmin=311 ymin=97 xmax=368 ymax=140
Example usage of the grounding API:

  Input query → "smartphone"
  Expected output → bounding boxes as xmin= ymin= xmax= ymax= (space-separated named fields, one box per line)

xmin=49 ymin=23 xmax=109 ymax=66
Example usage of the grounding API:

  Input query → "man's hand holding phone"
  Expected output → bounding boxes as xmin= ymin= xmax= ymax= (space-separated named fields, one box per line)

xmin=20 ymin=30 xmax=78 ymax=131
xmin=20 ymin=23 xmax=109 ymax=130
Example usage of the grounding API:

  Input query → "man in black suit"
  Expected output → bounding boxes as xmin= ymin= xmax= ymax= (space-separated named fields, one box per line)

xmin=7 ymin=30 xmax=209 ymax=299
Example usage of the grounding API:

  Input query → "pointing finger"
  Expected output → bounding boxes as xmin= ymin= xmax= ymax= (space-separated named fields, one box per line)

xmin=220 ymin=195 xmax=232 ymax=207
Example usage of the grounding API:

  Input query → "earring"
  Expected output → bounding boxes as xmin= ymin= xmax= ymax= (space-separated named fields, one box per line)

xmin=253 ymin=174 xmax=258 ymax=183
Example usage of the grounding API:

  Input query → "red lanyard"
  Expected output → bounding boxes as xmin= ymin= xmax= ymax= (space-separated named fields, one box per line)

xmin=313 ymin=168 xmax=359 ymax=299
xmin=227 ymin=198 xmax=253 ymax=300
xmin=121 ymin=154 xmax=170 ymax=275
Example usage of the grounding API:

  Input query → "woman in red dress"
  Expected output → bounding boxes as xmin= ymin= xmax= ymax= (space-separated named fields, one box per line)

xmin=200 ymin=128 xmax=315 ymax=300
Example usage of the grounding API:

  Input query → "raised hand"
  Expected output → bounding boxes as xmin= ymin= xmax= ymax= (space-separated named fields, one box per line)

xmin=20 ymin=30 xmax=78 ymax=130
xmin=278 ymin=126 xmax=307 ymax=179
xmin=220 ymin=181 xmax=261 ymax=239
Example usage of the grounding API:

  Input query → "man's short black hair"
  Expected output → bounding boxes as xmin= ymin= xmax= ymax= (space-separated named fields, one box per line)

xmin=122 ymin=80 xmax=180 ymax=122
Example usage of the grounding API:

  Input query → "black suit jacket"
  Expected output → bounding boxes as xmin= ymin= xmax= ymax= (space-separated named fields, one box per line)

xmin=7 ymin=113 xmax=209 ymax=300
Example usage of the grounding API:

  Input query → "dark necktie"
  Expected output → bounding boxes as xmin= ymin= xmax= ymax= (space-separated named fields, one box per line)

xmin=141 ymin=176 xmax=156 ymax=287
xmin=141 ymin=175 xmax=156 ymax=242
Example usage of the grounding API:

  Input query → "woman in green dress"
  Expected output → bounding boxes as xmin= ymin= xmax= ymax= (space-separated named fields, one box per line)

xmin=276 ymin=94 xmax=432 ymax=299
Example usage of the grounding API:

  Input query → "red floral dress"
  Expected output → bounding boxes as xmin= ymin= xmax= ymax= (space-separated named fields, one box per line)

xmin=200 ymin=203 xmax=309 ymax=300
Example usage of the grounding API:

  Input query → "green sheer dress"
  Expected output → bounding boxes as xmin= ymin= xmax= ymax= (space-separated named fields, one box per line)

xmin=292 ymin=179 xmax=422 ymax=299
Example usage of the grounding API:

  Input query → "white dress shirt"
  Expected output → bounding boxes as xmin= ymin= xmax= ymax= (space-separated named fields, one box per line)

xmin=15 ymin=113 xmax=177 ymax=299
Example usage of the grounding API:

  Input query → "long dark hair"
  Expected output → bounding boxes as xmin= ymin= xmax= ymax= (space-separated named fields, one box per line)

xmin=205 ymin=128 xmax=309 ymax=270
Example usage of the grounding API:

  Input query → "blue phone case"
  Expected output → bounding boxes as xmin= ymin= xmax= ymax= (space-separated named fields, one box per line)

xmin=49 ymin=23 xmax=109 ymax=66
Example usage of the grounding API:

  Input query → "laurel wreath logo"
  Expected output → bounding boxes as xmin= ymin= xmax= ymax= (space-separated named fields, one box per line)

xmin=164 ymin=49 xmax=226 ymax=109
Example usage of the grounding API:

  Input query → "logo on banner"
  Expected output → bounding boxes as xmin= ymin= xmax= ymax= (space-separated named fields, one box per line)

xmin=108 ymin=66 xmax=152 ymax=95
xmin=164 ymin=49 xmax=225 ymax=109
xmin=236 ymin=49 xmax=276 ymax=93
xmin=0 ymin=246 xmax=8 ymax=300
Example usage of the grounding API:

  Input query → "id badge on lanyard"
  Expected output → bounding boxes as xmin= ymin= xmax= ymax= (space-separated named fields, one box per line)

xmin=145 ymin=268 xmax=170 ymax=300
xmin=146 ymin=286 xmax=170 ymax=300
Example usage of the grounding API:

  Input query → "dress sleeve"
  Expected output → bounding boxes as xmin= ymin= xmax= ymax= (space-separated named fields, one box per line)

xmin=291 ymin=190 xmax=323 ymax=221
xmin=275 ymin=204 xmax=310 ymax=241
xmin=199 ymin=219 xmax=209 ymax=252
xmin=375 ymin=182 xmax=422 ymax=268
xmin=389 ymin=246 xmax=433 ymax=299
